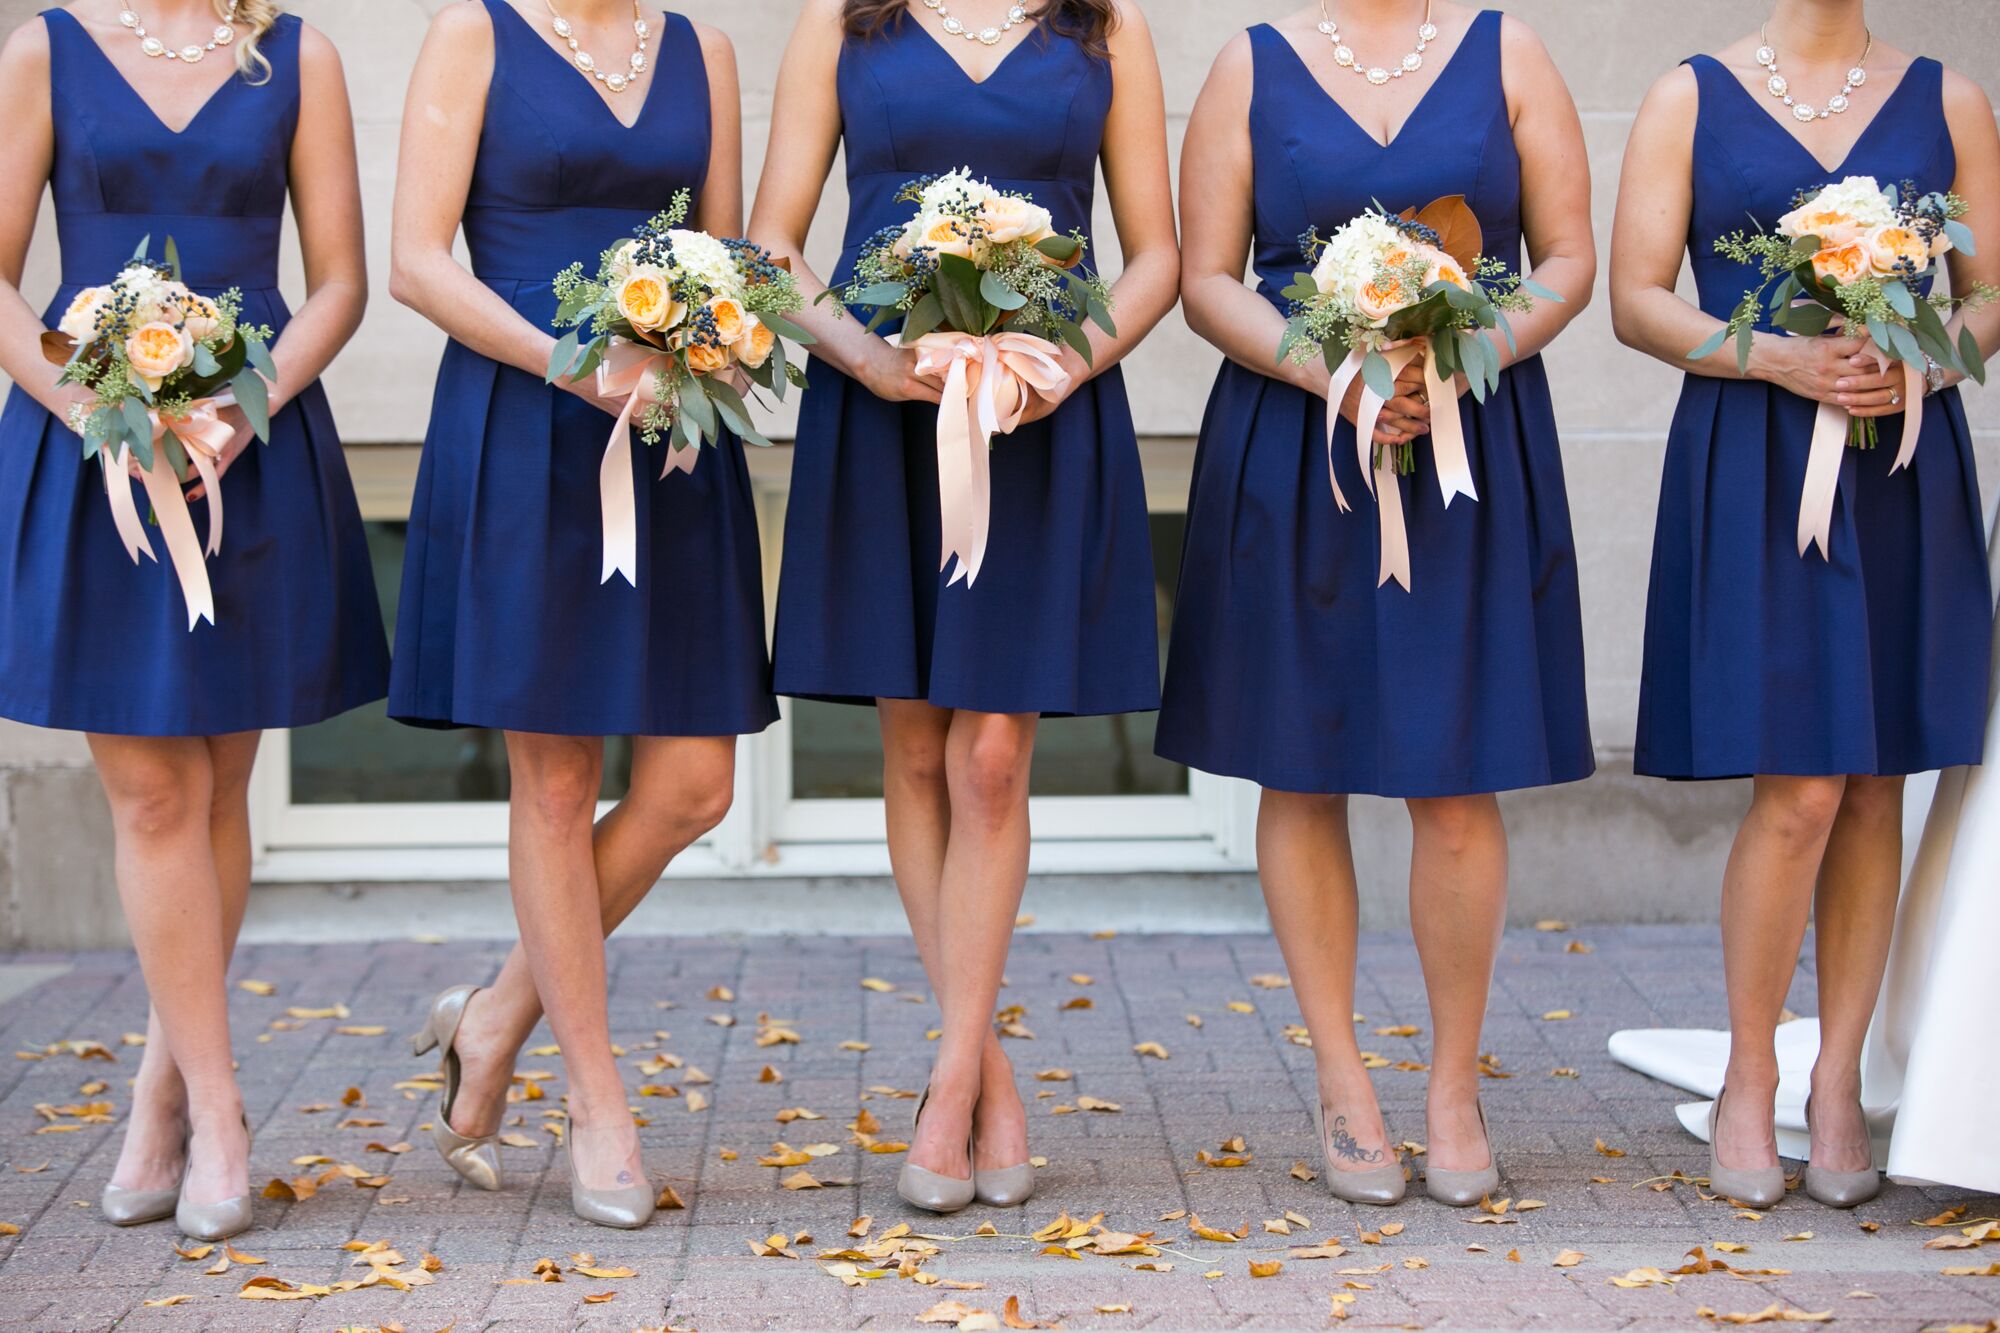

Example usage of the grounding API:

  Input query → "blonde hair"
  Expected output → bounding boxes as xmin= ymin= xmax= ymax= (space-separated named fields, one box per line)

xmin=223 ymin=0 xmax=279 ymax=84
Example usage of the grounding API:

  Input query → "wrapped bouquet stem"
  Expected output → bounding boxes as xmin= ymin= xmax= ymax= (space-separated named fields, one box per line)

xmin=828 ymin=169 xmax=1115 ymax=588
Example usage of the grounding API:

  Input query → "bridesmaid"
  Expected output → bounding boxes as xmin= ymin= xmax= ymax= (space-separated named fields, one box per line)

xmin=1158 ymin=1 xmax=1597 ymax=1206
xmin=750 ymin=0 xmax=1178 ymax=1211
xmin=388 ymin=0 xmax=770 ymax=1228
xmin=0 ymin=1 xmax=387 ymax=1237
xmin=1611 ymin=0 xmax=1996 ymax=1207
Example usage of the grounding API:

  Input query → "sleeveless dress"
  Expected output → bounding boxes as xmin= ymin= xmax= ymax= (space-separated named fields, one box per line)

xmin=0 ymin=11 xmax=387 ymax=736
xmin=1154 ymin=15 xmax=1594 ymax=798
xmin=388 ymin=2 xmax=778 ymax=738
xmin=769 ymin=21 xmax=1160 ymax=718
xmin=1634 ymin=56 xmax=1990 ymax=779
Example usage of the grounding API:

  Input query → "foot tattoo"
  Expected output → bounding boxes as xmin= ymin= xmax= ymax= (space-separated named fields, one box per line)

xmin=1328 ymin=1114 xmax=1385 ymax=1165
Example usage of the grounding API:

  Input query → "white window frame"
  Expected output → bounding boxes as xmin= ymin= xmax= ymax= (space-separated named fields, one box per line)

xmin=249 ymin=442 xmax=1257 ymax=882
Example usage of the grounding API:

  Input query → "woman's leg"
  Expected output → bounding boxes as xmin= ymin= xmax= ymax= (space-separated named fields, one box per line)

xmin=87 ymin=735 xmax=249 ymax=1207
xmin=1405 ymin=794 xmax=1508 ymax=1171
xmin=905 ymin=710 xmax=1038 ymax=1179
xmin=879 ymin=700 xmax=1029 ymax=1173
xmin=1256 ymin=789 xmax=1393 ymax=1165
xmin=1807 ymin=773 xmax=1904 ymax=1171
xmin=1715 ymin=774 xmax=1848 ymax=1172
xmin=442 ymin=736 xmax=737 ymax=1139
xmin=107 ymin=731 xmax=263 ymax=1193
xmin=501 ymin=732 xmax=639 ymax=1192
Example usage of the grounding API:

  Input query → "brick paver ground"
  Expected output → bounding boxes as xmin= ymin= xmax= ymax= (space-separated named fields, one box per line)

xmin=0 ymin=924 xmax=1996 ymax=1332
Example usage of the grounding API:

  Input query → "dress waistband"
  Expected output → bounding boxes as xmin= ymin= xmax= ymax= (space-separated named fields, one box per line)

xmin=57 ymin=213 xmax=282 ymax=290
xmin=463 ymin=205 xmax=657 ymax=282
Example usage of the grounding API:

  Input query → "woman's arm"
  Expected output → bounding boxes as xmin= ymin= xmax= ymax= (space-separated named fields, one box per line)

xmin=1178 ymin=32 xmax=1426 ymax=446
xmin=0 ymin=20 xmax=71 ymax=420
xmin=1493 ymin=13 xmax=1593 ymax=366
xmin=1609 ymin=64 xmax=1898 ymax=411
xmin=265 ymin=23 xmax=366 ymax=414
xmin=691 ymin=20 xmax=743 ymax=238
xmin=1937 ymin=67 xmax=2000 ymax=390
xmin=745 ymin=0 xmax=937 ymax=403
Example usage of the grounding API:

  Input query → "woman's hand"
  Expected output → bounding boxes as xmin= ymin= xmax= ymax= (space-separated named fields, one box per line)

xmin=857 ymin=339 xmax=945 ymax=406
xmin=1754 ymin=334 xmax=1907 ymax=415
xmin=180 ymin=404 xmax=260 ymax=501
xmin=1330 ymin=357 xmax=1431 ymax=447
xmin=556 ymin=371 xmax=631 ymax=421
xmin=1015 ymin=343 xmax=1093 ymax=426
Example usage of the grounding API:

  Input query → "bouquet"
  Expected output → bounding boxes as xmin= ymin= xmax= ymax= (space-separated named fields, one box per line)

xmin=43 ymin=237 xmax=275 ymax=630
xmin=1691 ymin=175 xmax=1994 ymax=558
xmin=1278 ymin=195 xmax=1556 ymax=591
xmin=547 ymin=189 xmax=813 ymax=587
xmin=827 ymin=169 xmax=1116 ymax=587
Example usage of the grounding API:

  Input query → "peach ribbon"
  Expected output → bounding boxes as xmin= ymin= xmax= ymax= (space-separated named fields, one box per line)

xmin=1797 ymin=331 xmax=1924 ymax=559
xmin=102 ymin=400 xmax=233 ymax=631
xmin=1324 ymin=338 xmax=1478 ymax=592
xmin=594 ymin=337 xmax=699 ymax=588
xmin=905 ymin=331 xmax=1072 ymax=588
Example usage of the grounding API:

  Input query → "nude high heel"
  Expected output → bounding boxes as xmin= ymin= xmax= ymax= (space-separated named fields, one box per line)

xmin=897 ymin=1085 xmax=976 ymax=1214
xmin=409 ymin=985 xmax=503 ymax=1192
xmin=1313 ymin=1099 xmax=1405 ymax=1205
xmin=1424 ymin=1098 xmax=1501 ymax=1207
xmin=173 ymin=1114 xmax=253 ymax=1241
xmin=1706 ymin=1086 xmax=1788 ymax=1208
xmin=1802 ymin=1095 xmax=1880 ymax=1208
xmin=564 ymin=1125 xmax=655 ymax=1229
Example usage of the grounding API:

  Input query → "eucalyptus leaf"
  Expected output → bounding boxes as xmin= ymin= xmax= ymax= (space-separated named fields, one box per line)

xmin=853 ymin=281 xmax=912 ymax=307
xmin=1034 ymin=234 xmax=1082 ymax=263
xmin=163 ymin=236 xmax=183 ymax=283
xmin=1942 ymin=218 xmax=1976 ymax=257
xmin=1734 ymin=321 xmax=1755 ymax=374
xmin=547 ymin=331 xmax=581 ymax=384
xmin=705 ymin=376 xmax=768 ymax=447
xmin=130 ymin=235 xmax=152 ymax=264
xmin=232 ymin=369 xmax=270 ymax=441
xmin=1494 ymin=306 xmax=1518 ymax=358
xmin=1054 ymin=316 xmax=1093 ymax=367
xmin=1882 ymin=280 xmax=1917 ymax=319
xmin=979 ymin=270 xmax=1029 ymax=311
xmin=678 ymin=372 xmax=718 ymax=439
xmin=758 ymin=312 xmax=814 ymax=346
xmin=191 ymin=342 xmax=220 ymax=377
xmin=1784 ymin=303 xmax=1833 ymax=337
xmin=1517 ymin=277 xmax=1564 ymax=304
xmin=1689 ymin=325 xmax=1731 ymax=361
xmin=120 ymin=396 xmax=154 ymax=463
xmin=245 ymin=336 xmax=277 ymax=383
xmin=1960 ymin=326 xmax=1987 ymax=385
xmin=1361 ymin=350 xmax=1397 ymax=403
xmin=901 ymin=292 xmax=947 ymax=343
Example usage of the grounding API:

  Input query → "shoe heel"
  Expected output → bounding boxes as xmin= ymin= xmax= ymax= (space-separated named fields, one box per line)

xmin=408 ymin=1017 xmax=439 ymax=1058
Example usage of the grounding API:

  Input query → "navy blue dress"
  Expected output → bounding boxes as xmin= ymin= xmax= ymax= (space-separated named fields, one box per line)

xmin=770 ymin=21 xmax=1160 ymax=718
xmin=388 ymin=2 xmax=778 ymax=737
xmin=1634 ymin=56 xmax=1990 ymax=780
xmin=1155 ymin=16 xmax=1594 ymax=798
xmin=0 ymin=11 xmax=387 ymax=736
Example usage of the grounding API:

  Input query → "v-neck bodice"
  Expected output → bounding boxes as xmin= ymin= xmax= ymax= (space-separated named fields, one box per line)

xmin=42 ymin=6 xmax=299 ymax=292
xmin=1683 ymin=53 xmax=1953 ymax=328
xmin=462 ymin=0 xmax=707 ymax=282
xmin=831 ymin=18 xmax=1111 ymax=285
xmin=1243 ymin=13 xmax=1517 ymax=312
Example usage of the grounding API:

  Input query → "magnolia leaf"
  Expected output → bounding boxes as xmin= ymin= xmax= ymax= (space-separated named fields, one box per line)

xmin=902 ymin=292 xmax=948 ymax=342
xmin=1408 ymin=194 xmax=1483 ymax=269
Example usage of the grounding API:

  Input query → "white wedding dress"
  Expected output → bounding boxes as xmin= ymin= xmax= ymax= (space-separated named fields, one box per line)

xmin=1610 ymin=497 xmax=2000 ymax=1192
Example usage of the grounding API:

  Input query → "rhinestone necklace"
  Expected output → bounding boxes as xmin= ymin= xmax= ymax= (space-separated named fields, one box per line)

xmin=1318 ymin=0 xmax=1437 ymax=87
xmin=544 ymin=0 xmax=650 ymax=94
xmin=1756 ymin=23 xmax=1872 ymax=123
xmin=118 ymin=2 xmax=239 ymax=65
xmin=920 ymin=0 xmax=1031 ymax=48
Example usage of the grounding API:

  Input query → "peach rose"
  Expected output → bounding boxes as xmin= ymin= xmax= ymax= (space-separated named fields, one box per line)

xmin=1863 ymin=225 xmax=1930 ymax=276
xmin=1780 ymin=207 xmax=1868 ymax=247
xmin=980 ymin=195 xmax=1053 ymax=244
xmin=705 ymin=296 xmax=747 ymax=345
xmin=617 ymin=272 xmax=686 ymax=334
xmin=735 ymin=315 xmax=775 ymax=369
xmin=57 ymin=286 xmax=111 ymax=343
xmin=181 ymin=294 xmax=222 ymax=344
xmin=1811 ymin=240 xmax=1871 ymax=287
xmin=1356 ymin=276 xmax=1409 ymax=326
xmin=918 ymin=216 xmax=979 ymax=261
xmin=686 ymin=339 xmax=731 ymax=375
xmin=125 ymin=321 xmax=193 ymax=391
xmin=1421 ymin=249 xmax=1470 ymax=290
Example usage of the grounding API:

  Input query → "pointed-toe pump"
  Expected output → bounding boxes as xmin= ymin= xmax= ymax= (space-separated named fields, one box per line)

xmin=409 ymin=985 xmax=504 ymax=1192
xmin=1705 ymin=1087 xmax=1788 ymax=1208
xmin=101 ymin=1178 xmax=181 ymax=1227
xmin=973 ymin=1160 xmax=1036 ymax=1209
xmin=1313 ymin=1100 xmax=1405 ymax=1206
xmin=1802 ymin=1096 xmax=1880 ymax=1209
xmin=1424 ymin=1099 xmax=1501 ymax=1207
xmin=173 ymin=1116 xmax=253 ymax=1241
xmin=564 ymin=1129 xmax=655 ymax=1229
xmin=898 ymin=1086 xmax=976 ymax=1215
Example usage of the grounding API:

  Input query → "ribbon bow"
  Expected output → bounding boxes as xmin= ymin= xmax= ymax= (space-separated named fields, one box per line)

xmin=594 ymin=337 xmax=699 ymax=588
xmin=1796 ymin=315 xmax=1924 ymax=560
xmin=102 ymin=399 xmax=235 ymax=630
xmin=905 ymin=331 xmax=1072 ymax=588
xmin=1323 ymin=338 xmax=1479 ymax=592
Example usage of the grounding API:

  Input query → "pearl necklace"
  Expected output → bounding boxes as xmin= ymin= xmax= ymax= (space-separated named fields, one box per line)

xmin=1756 ymin=24 xmax=1871 ymax=123
xmin=920 ymin=0 xmax=1031 ymax=48
xmin=544 ymin=0 xmax=650 ymax=94
xmin=118 ymin=2 xmax=239 ymax=65
xmin=1318 ymin=0 xmax=1437 ymax=87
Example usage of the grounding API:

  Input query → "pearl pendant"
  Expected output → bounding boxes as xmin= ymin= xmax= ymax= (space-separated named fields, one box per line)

xmin=978 ymin=26 xmax=1001 ymax=44
xmin=213 ymin=24 xmax=233 ymax=44
xmin=179 ymin=43 xmax=203 ymax=62
xmin=140 ymin=35 xmax=164 ymax=56
xmin=1827 ymin=93 xmax=1849 ymax=113
xmin=1333 ymin=44 xmax=1354 ymax=67
xmin=1793 ymin=102 xmax=1817 ymax=122
xmin=1755 ymin=44 xmax=1776 ymax=66
xmin=1366 ymin=66 xmax=1390 ymax=85
xmin=1848 ymin=67 xmax=1867 ymax=86
xmin=576 ymin=50 xmax=596 ymax=71
xmin=1402 ymin=52 xmax=1422 ymax=72
xmin=1767 ymin=74 xmax=1787 ymax=97
xmin=606 ymin=73 xmax=628 ymax=92
xmin=943 ymin=16 xmax=964 ymax=35
xmin=118 ymin=9 xmax=138 ymax=26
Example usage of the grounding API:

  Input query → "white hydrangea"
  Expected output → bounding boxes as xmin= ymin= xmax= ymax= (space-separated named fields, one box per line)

xmin=1312 ymin=213 xmax=1406 ymax=301
xmin=917 ymin=168 xmax=1001 ymax=215
xmin=1807 ymin=176 xmax=1897 ymax=227
xmin=664 ymin=229 xmax=743 ymax=300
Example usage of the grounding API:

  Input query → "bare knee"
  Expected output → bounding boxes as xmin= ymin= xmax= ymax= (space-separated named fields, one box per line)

xmin=884 ymin=721 xmax=949 ymax=793
xmin=947 ymin=716 xmax=1035 ymax=820
xmin=1838 ymin=774 xmax=1904 ymax=826
xmin=95 ymin=744 xmax=209 ymax=839
xmin=630 ymin=740 xmax=735 ymax=839
xmin=1752 ymin=776 xmax=1847 ymax=848
xmin=1407 ymin=795 xmax=1502 ymax=857
xmin=510 ymin=738 xmax=602 ymax=828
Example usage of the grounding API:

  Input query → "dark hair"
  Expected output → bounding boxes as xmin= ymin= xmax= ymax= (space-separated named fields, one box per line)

xmin=841 ymin=0 xmax=1120 ymax=59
